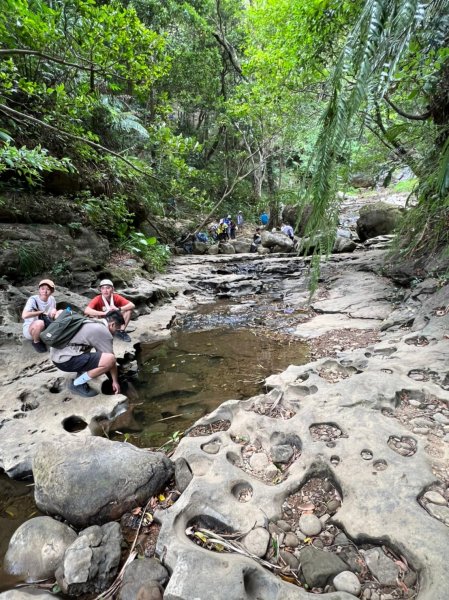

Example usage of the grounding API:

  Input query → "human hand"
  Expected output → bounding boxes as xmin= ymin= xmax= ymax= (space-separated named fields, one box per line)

xmin=112 ymin=381 xmax=121 ymax=395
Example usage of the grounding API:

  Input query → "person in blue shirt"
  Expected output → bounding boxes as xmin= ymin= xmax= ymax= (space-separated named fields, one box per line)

xmin=260 ymin=211 xmax=269 ymax=226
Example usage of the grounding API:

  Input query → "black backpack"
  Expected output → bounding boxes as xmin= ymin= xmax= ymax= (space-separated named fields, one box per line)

xmin=40 ymin=312 xmax=89 ymax=348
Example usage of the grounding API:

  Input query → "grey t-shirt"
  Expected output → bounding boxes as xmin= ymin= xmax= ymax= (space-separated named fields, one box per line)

xmin=50 ymin=320 xmax=113 ymax=363
xmin=22 ymin=294 xmax=57 ymax=338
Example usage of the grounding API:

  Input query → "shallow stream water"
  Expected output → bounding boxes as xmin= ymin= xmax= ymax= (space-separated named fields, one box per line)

xmin=0 ymin=298 xmax=309 ymax=588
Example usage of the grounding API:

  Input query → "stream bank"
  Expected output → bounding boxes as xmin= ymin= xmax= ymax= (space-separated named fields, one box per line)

xmin=1 ymin=229 xmax=449 ymax=598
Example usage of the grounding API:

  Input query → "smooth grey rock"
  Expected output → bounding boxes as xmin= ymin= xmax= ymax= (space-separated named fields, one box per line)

xmin=56 ymin=522 xmax=122 ymax=595
xmin=298 ymin=514 xmax=322 ymax=536
xmin=426 ymin=503 xmax=449 ymax=524
xmin=243 ymin=527 xmax=270 ymax=558
xmin=299 ymin=546 xmax=348 ymax=587
xmin=271 ymin=444 xmax=294 ymax=464
xmin=33 ymin=437 xmax=173 ymax=527
xmin=333 ymin=571 xmax=361 ymax=595
xmin=423 ymin=491 xmax=447 ymax=506
xmin=202 ymin=442 xmax=220 ymax=454
xmin=249 ymin=452 xmax=270 ymax=472
xmin=279 ymin=550 xmax=299 ymax=570
xmin=361 ymin=548 xmax=400 ymax=586
xmin=174 ymin=457 xmax=193 ymax=493
xmin=276 ymin=520 xmax=291 ymax=532
xmin=4 ymin=516 xmax=77 ymax=582
xmin=119 ymin=558 xmax=168 ymax=600
xmin=284 ymin=532 xmax=299 ymax=548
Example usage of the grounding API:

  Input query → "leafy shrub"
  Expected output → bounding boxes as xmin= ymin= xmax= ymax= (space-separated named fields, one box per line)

xmin=0 ymin=144 xmax=75 ymax=187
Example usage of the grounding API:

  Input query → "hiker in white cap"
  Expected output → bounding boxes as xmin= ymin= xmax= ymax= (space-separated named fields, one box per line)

xmin=22 ymin=279 xmax=57 ymax=353
xmin=84 ymin=279 xmax=135 ymax=342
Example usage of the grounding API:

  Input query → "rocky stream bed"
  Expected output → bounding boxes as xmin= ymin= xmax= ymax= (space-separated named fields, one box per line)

xmin=1 ymin=223 xmax=449 ymax=600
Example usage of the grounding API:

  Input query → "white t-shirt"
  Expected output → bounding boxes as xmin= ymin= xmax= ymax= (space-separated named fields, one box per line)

xmin=22 ymin=294 xmax=56 ymax=339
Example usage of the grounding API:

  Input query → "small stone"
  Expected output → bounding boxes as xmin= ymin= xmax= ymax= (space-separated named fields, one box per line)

xmin=243 ymin=527 xmax=270 ymax=558
xmin=249 ymin=452 xmax=270 ymax=471
xmin=265 ymin=464 xmax=280 ymax=478
xmin=299 ymin=514 xmax=322 ymax=536
xmin=326 ymin=499 xmax=340 ymax=513
xmin=313 ymin=538 xmax=324 ymax=549
xmin=276 ymin=520 xmax=291 ymax=532
xmin=320 ymin=514 xmax=331 ymax=526
xmin=433 ymin=413 xmax=449 ymax=425
xmin=334 ymin=532 xmax=350 ymax=546
xmin=412 ymin=427 xmax=429 ymax=435
xmin=202 ymin=442 xmax=220 ymax=455
xmin=409 ymin=400 xmax=421 ymax=407
xmin=271 ymin=444 xmax=294 ymax=464
xmin=333 ymin=571 xmax=361 ymax=595
xmin=269 ymin=522 xmax=284 ymax=536
xmin=279 ymin=550 xmax=299 ymax=570
xmin=424 ymin=490 xmax=447 ymax=505
xmin=284 ymin=532 xmax=299 ymax=548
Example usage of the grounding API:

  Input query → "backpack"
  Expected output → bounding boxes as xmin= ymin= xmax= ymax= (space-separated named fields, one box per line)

xmin=40 ymin=312 xmax=90 ymax=348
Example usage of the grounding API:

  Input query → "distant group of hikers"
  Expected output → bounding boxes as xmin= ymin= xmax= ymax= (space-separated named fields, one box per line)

xmin=22 ymin=279 xmax=135 ymax=397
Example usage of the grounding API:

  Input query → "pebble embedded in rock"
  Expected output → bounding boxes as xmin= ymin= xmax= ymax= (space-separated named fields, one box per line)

xmin=249 ymin=452 xmax=270 ymax=472
xmin=243 ymin=527 xmax=270 ymax=558
xmin=424 ymin=490 xmax=447 ymax=505
xmin=202 ymin=442 xmax=220 ymax=454
xmin=333 ymin=570 xmax=361 ymax=595
xmin=299 ymin=514 xmax=322 ymax=536
xmin=326 ymin=499 xmax=340 ymax=513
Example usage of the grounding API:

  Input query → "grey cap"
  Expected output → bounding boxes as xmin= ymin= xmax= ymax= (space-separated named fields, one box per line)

xmin=99 ymin=279 xmax=114 ymax=287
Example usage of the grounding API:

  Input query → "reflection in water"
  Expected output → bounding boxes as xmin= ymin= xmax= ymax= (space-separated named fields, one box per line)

xmin=126 ymin=326 xmax=309 ymax=448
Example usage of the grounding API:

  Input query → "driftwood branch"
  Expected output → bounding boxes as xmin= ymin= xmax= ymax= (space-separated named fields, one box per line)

xmin=384 ymin=95 xmax=432 ymax=121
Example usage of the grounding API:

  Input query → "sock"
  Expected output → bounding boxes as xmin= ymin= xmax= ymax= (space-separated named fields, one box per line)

xmin=74 ymin=372 xmax=92 ymax=386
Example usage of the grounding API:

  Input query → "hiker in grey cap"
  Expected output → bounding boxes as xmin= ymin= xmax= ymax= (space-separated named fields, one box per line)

xmin=84 ymin=279 xmax=135 ymax=342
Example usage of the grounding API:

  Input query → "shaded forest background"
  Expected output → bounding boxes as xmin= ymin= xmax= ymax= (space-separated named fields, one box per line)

xmin=1 ymin=0 xmax=448 ymax=274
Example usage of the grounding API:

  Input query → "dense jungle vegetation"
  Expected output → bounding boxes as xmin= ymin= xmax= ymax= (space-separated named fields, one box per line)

xmin=0 ymin=0 xmax=448 ymax=271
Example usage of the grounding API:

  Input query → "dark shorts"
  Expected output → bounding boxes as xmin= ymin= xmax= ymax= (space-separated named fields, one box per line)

xmin=53 ymin=351 xmax=102 ymax=375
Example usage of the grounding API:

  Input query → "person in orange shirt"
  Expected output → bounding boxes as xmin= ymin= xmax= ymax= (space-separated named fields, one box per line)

xmin=84 ymin=279 xmax=135 ymax=342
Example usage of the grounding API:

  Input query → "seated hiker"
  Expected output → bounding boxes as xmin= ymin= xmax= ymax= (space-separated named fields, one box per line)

xmin=22 ymin=279 xmax=57 ymax=353
xmin=84 ymin=279 xmax=135 ymax=342
xmin=50 ymin=309 xmax=124 ymax=397
xmin=281 ymin=222 xmax=295 ymax=240
xmin=250 ymin=228 xmax=262 ymax=252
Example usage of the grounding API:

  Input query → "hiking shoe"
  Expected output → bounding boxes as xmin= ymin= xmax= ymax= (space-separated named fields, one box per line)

xmin=32 ymin=341 xmax=47 ymax=353
xmin=115 ymin=330 xmax=131 ymax=342
xmin=67 ymin=379 xmax=98 ymax=397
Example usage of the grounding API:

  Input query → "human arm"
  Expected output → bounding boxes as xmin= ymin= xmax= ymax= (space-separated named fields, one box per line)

xmin=22 ymin=296 xmax=44 ymax=319
xmin=84 ymin=296 xmax=106 ymax=318
xmin=114 ymin=294 xmax=135 ymax=313
xmin=110 ymin=362 xmax=120 ymax=394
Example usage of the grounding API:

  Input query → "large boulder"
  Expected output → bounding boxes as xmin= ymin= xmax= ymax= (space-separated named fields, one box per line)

xmin=260 ymin=231 xmax=294 ymax=252
xmin=4 ymin=517 xmax=77 ymax=582
xmin=350 ymin=173 xmax=375 ymax=188
xmin=0 ymin=224 xmax=109 ymax=288
xmin=281 ymin=204 xmax=312 ymax=236
xmin=33 ymin=437 xmax=174 ymax=528
xmin=356 ymin=202 xmax=403 ymax=242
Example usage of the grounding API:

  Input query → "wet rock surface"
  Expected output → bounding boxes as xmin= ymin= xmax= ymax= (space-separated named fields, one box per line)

xmin=1 ymin=213 xmax=449 ymax=598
